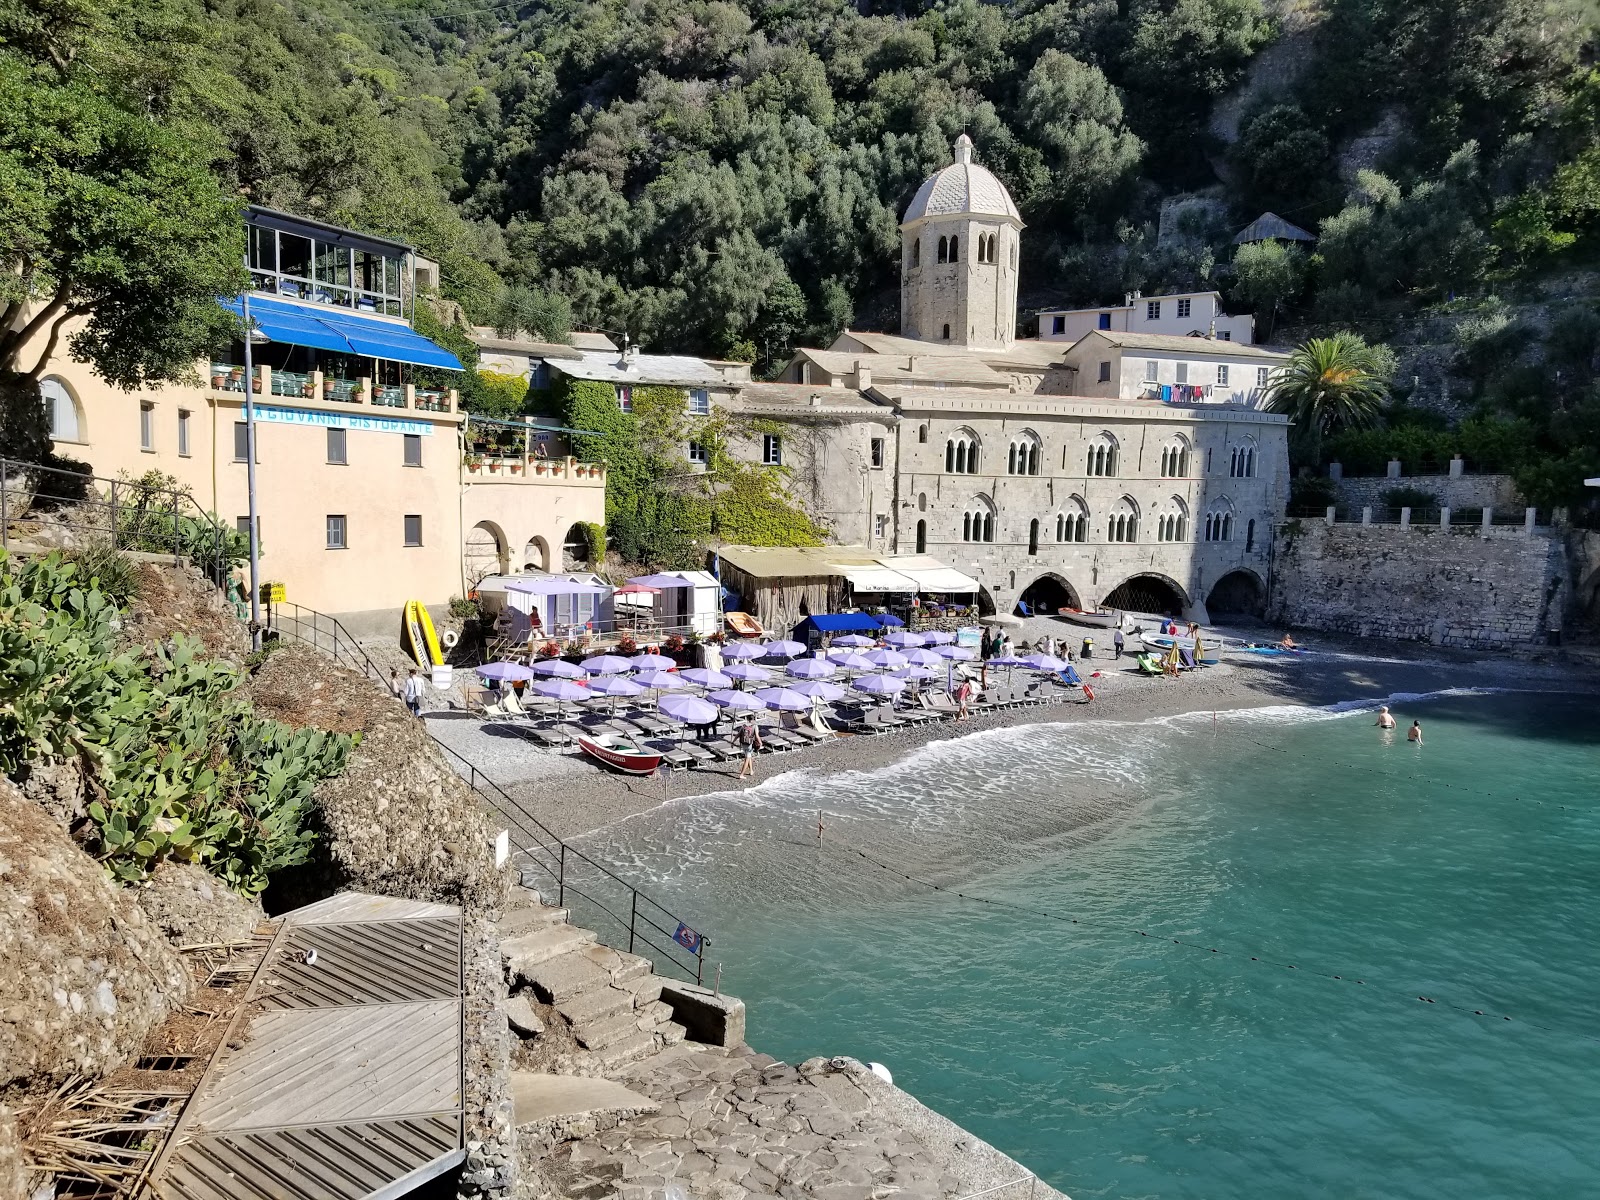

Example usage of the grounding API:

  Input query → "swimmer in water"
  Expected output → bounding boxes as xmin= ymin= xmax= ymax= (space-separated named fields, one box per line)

xmin=1375 ymin=705 xmax=1396 ymax=730
xmin=1408 ymin=720 xmax=1423 ymax=743
xmin=1279 ymin=633 xmax=1298 ymax=649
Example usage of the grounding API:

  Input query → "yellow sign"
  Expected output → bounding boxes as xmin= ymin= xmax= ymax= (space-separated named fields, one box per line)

xmin=260 ymin=582 xmax=287 ymax=603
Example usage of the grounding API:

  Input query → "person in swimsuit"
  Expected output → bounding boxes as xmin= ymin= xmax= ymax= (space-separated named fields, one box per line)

xmin=1408 ymin=720 xmax=1423 ymax=743
xmin=1376 ymin=705 xmax=1396 ymax=730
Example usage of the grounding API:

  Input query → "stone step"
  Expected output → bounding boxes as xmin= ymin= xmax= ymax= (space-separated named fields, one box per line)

xmin=526 ymin=951 xmax=614 ymax=1004
xmin=496 ymin=905 xmax=570 ymax=939
xmin=637 ymin=999 xmax=674 ymax=1028
xmin=573 ymin=1009 xmax=646 ymax=1052
xmin=596 ymin=1027 xmax=660 ymax=1071
xmin=574 ymin=942 xmax=653 ymax=986
xmin=502 ymin=925 xmax=595 ymax=980
xmin=556 ymin=985 xmax=636 ymax=1029
xmin=659 ymin=1020 xmax=688 ymax=1047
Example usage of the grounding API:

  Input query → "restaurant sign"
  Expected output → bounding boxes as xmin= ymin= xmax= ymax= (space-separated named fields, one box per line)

xmin=253 ymin=405 xmax=434 ymax=436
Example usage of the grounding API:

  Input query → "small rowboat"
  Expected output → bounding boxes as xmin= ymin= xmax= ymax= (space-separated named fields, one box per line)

xmin=1058 ymin=607 xmax=1122 ymax=629
xmin=576 ymin=731 xmax=663 ymax=775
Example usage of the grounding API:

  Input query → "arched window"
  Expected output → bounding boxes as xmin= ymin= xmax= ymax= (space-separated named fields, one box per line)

xmin=1028 ymin=518 xmax=1040 ymax=555
xmin=1246 ymin=518 xmax=1256 ymax=551
xmin=917 ymin=493 xmax=927 ymax=512
xmin=989 ymin=234 xmax=998 ymax=263
xmin=1108 ymin=496 xmax=1139 ymax=543
xmin=945 ymin=430 xmax=979 ymax=475
xmin=41 ymin=376 xmax=81 ymax=443
xmin=916 ymin=520 xmax=927 ymax=553
xmin=1056 ymin=497 xmax=1088 ymax=543
xmin=911 ymin=239 xmax=921 ymax=268
xmin=1157 ymin=497 xmax=1189 ymax=542
xmin=1008 ymin=430 xmax=1041 ymax=476
xmin=961 ymin=497 xmax=996 ymax=543
xmin=1160 ymin=436 xmax=1191 ymax=479
xmin=949 ymin=235 xmax=959 ymax=262
xmin=1229 ymin=437 xmax=1258 ymax=478
xmin=942 ymin=323 xmax=951 ymax=340
xmin=918 ymin=424 xmax=928 ymax=443
xmin=1205 ymin=500 xmax=1236 ymax=541
xmin=938 ymin=236 xmax=949 ymax=264
xmin=1085 ymin=433 xmax=1118 ymax=477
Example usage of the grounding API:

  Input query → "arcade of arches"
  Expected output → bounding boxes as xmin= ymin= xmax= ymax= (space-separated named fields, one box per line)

xmin=1207 ymin=569 xmax=1266 ymax=616
xmin=1016 ymin=573 xmax=1081 ymax=616
xmin=1102 ymin=574 xmax=1188 ymax=616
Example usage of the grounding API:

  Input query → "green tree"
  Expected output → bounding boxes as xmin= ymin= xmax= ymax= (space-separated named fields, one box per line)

xmin=0 ymin=0 xmax=247 ymax=460
xmin=495 ymin=284 xmax=573 ymax=344
xmin=1019 ymin=50 xmax=1143 ymax=218
xmin=1230 ymin=241 xmax=1305 ymax=340
xmin=1232 ymin=104 xmax=1332 ymax=212
xmin=1267 ymin=332 xmax=1394 ymax=463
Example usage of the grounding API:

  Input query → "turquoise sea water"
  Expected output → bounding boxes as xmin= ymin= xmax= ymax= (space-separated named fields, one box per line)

xmin=581 ymin=691 xmax=1600 ymax=1199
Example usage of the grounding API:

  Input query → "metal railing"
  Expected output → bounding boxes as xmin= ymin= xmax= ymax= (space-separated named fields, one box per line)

xmin=372 ymin=385 xmax=406 ymax=408
xmin=0 ymin=456 xmax=230 ymax=584
xmin=262 ymin=600 xmax=713 ymax=987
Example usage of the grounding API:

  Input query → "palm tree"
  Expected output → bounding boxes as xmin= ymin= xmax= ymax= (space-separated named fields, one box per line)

xmin=1266 ymin=332 xmax=1391 ymax=436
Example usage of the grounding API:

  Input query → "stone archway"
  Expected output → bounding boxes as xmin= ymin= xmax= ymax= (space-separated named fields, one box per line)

xmin=562 ymin=522 xmax=594 ymax=570
xmin=1016 ymin=571 xmax=1082 ymax=617
xmin=1207 ymin=569 xmax=1267 ymax=617
xmin=466 ymin=519 xmax=509 ymax=583
xmin=976 ymin=586 xmax=997 ymax=617
xmin=523 ymin=535 xmax=552 ymax=573
xmin=1102 ymin=572 xmax=1190 ymax=617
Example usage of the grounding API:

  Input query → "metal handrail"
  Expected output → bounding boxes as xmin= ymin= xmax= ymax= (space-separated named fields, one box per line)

xmin=262 ymin=600 xmax=713 ymax=986
xmin=955 ymin=1175 xmax=1042 ymax=1200
xmin=0 ymin=456 xmax=230 ymax=585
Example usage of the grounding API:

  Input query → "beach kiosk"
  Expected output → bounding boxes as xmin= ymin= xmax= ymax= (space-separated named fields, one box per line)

xmin=476 ymin=573 xmax=614 ymax=643
xmin=627 ymin=570 xmax=722 ymax=638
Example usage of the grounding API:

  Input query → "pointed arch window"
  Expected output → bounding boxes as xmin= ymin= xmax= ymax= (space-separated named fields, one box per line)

xmin=1204 ymin=501 xmax=1236 ymax=542
xmin=1229 ymin=437 xmax=1258 ymax=478
xmin=1056 ymin=497 xmax=1089 ymax=543
xmin=938 ymin=236 xmax=949 ymax=264
xmin=1085 ymin=433 xmax=1118 ymax=477
xmin=961 ymin=497 xmax=996 ymax=543
xmin=1157 ymin=497 xmax=1189 ymax=542
xmin=949 ymin=235 xmax=959 ymax=262
xmin=1160 ymin=436 xmax=1192 ymax=479
xmin=1007 ymin=431 xmax=1042 ymax=476
xmin=944 ymin=430 xmax=979 ymax=474
xmin=916 ymin=520 xmax=927 ymax=553
xmin=911 ymin=239 xmax=921 ymax=268
xmin=1108 ymin=496 xmax=1140 ymax=543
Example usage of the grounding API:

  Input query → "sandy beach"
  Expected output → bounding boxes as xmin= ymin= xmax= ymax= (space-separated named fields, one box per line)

xmin=425 ymin=628 xmax=1600 ymax=842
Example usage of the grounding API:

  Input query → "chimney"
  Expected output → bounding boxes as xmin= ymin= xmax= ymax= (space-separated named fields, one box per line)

xmin=854 ymin=365 xmax=872 ymax=390
xmin=1207 ymin=318 xmax=1216 ymax=339
xmin=810 ymin=393 xmax=823 ymax=408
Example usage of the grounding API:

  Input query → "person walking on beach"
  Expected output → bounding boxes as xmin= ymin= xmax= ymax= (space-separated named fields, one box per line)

xmin=1113 ymin=627 xmax=1125 ymax=659
xmin=403 ymin=667 xmax=424 ymax=717
xmin=389 ymin=668 xmax=402 ymax=699
xmin=736 ymin=715 xmax=763 ymax=778
xmin=1375 ymin=705 xmax=1396 ymax=730
xmin=953 ymin=678 xmax=972 ymax=720
xmin=1408 ymin=720 xmax=1423 ymax=744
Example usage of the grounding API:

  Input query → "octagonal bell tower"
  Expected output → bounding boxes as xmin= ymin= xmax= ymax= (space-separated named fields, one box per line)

xmin=899 ymin=135 xmax=1024 ymax=351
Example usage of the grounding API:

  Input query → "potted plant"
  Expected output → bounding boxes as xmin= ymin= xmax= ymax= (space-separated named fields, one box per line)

xmin=509 ymin=460 xmax=523 ymax=474
xmin=487 ymin=459 xmax=501 ymax=473
xmin=323 ymin=377 xmax=336 ymax=398
xmin=617 ymin=633 xmax=639 ymax=654
xmin=663 ymin=633 xmax=685 ymax=653
xmin=211 ymin=367 xmax=227 ymax=390
xmin=707 ymin=630 xmax=726 ymax=645
xmin=537 ymin=640 xmax=561 ymax=659
xmin=229 ymin=366 xmax=244 ymax=388
xmin=301 ymin=378 xmax=316 ymax=398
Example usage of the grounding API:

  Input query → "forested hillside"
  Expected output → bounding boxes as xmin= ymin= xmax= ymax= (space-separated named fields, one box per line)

xmin=3 ymin=0 xmax=1598 ymax=494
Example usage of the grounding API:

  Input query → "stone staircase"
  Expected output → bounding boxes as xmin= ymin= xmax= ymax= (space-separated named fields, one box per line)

xmin=498 ymin=888 xmax=690 ymax=1078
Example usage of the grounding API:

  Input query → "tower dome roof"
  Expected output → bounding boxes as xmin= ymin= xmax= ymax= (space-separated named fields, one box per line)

xmin=901 ymin=134 xmax=1022 ymax=226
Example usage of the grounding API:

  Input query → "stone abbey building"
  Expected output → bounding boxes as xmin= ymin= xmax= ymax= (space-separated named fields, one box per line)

xmin=760 ymin=135 xmax=1292 ymax=622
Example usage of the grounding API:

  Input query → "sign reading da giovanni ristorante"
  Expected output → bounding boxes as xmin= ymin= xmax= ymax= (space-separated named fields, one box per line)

xmin=253 ymin=405 xmax=434 ymax=437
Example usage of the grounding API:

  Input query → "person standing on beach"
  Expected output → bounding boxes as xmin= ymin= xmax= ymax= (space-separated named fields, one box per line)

xmin=389 ymin=668 xmax=402 ymax=698
xmin=1408 ymin=720 xmax=1423 ymax=743
xmin=954 ymin=678 xmax=972 ymax=719
xmin=736 ymin=715 xmax=763 ymax=778
xmin=403 ymin=667 xmax=424 ymax=717
xmin=1375 ymin=706 xmax=1396 ymax=730
xmin=1113 ymin=628 xmax=1125 ymax=658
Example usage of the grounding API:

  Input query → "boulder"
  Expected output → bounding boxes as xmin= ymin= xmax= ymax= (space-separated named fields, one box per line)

xmin=135 ymin=860 xmax=264 ymax=947
xmin=0 ymin=779 xmax=191 ymax=1091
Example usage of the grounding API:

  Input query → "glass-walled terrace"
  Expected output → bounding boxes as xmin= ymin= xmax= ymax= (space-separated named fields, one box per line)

xmin=245 ymin=209 xmax=408 ymax=317
xmin=209 ymin=340 xmax=454 ymax=412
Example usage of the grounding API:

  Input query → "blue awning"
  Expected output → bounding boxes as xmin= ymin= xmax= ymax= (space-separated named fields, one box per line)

xmin=224 ymin=296 xmax=463 ymax=371
xmin=797 ymin=613 xmax=882 ymax=633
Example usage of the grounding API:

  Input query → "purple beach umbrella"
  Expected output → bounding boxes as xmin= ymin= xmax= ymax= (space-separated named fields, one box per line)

xmin=863 ymin=648 xmax=909 ymax=668
xmin=789 ymin=679 xmax=845 ymax=702
xmin=889 ymin=664 xmax=936 ymax=680
xmin=852 ymin=673 xmax=906 ymax=696
xmin=721 ymin=642 xmax=766 ymax=660
xmin=531 ymin=678 xmax=589 ymax=701
xmin=1021 ymin=653 xmax=1070 ymax=672
xmin=722 ymin=663 xmax=773 ymax=683
xmin=922 ymin=630 xmax=956 ymax=644
xmin=477 ymin=661 xmax=538 ymax=682
xmin=753 ymin=687 xmax=814 ymax=712
xmin=679 ymin=667 xmax=733 ymax=689
xmin=707 ymin=689 xmax=765 ymax=711
xmin=832 ymin=633 xmax=876 ymax=648
xmin=633 ymin=670 xmax=686 ymax=690
xmin=531 ymin=659 xmax=587 ymax=678
xmin=904 ymin=649 xmax=945 ymax=667
xmin=935 ymin=645 xmax=975 ymax=661
xmin=883 ymin=631 xmax=926 ymax=648
xmin=659 ymin=693 xmax=719 ymax=725
xmin=629 ymin=653 xmax=677 ymax=672
xmin=580 ymin=654 xmax=635 ymax=675
xmin=786 ymin=658 xmax=837 ymax=680
xmin=830 ymin=651 xmax=877 ymax=671
xmin=760 ymin=639 xmax=807 ymax=658
xmin=587 ymin=675 xmax=644 ymax=696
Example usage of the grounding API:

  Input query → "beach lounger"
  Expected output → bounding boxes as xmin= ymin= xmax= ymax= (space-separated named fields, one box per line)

xmin=524 ymin=726 xmax=568 ymax=749
xmin=780 ymin=713 xmax=832 ymax=741
xmin=862 ymin=707 xmax=905 ymax=732
xmin=653 ymin=743 xmax=694 ymax=771
xmin=702 ymin=739 xmax=741 ymax=761
xmin=922 ymin=692 xmax=961 ymax=716
xmin=762 ymin=728 xmax=804 ymax=750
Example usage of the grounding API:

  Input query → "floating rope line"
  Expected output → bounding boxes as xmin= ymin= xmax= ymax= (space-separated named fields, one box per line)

xmin=791 ymin=825 xmax=1598 ymax=1044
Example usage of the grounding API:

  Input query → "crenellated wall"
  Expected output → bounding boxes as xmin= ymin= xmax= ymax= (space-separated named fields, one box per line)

xmin=1269 ymin=520 xmax=1567 ymax=649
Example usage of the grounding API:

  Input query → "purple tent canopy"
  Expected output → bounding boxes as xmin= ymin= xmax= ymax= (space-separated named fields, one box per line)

xmin=531 ymin=659 xmax=587 ymax=678
xmin=531 ymin=678 xmax=589 ymax=701
xmin=679 ymin=667 xmax=732 ymax=688
xmin=903 ymin=649 xmax=946 ymax=667
xmin=830 ymin=651 xmax=877 ymax=671
xmin=628 ymin=654 xmax=677 ymax=672
xmin=506 ymin=577 xmax=610 ymax=595
xmin=753 ymin=687 xmax=814 ymax=712
xmin=934 ymin=645 xmax=975 ymax=661
xmin=477 ymin=662 xmax=537 ymax=681
xmin=587 ymin=675 xmax=644 ymax=696
xmin=922 ymin=631 xmax=956 ymax=644
xmin=633 ymin=670 xmax=686 ymax=690
xmin=707 ymin=689 xmax=765 ymax=711
xmin=883 ymin=631 xmax=926 ymax=648
xmin=789 ymin=679 xmax=845 ymax=701
xmin=786 ymin=659 xmax=837 ymax=680
xmin=832 ymin=634 xmax=876 ymax=647
xmin=1021 ymin=653 xmax=1070 ymax=672
xmin=863 ymin=648 xmax=909 ymax=668
xmin=660 ymin=693 xmax=719 ymax=724
xmin=580 ymin=654 xmax=635 ymax=675
xmin=852 ymin=674 xmax=906 ymax=696
xmin=722 ymin=663 xmax=773 ymax=683
xmin=761 ymin=640 xmax=807 ymax=658
xmin=721 ymin=642 xmax=765 ymax=660
xmin=628 ymin=573 xmax=694 ymax=589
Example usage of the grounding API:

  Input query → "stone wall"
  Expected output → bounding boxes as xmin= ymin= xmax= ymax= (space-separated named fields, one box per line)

xmin=1269 ymin=521 xmax=1567 ymax=648
xmin=1332 ymin=472 xmax=1521 ymax=512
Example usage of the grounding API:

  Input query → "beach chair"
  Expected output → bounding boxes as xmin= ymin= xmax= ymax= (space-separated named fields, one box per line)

xmin=921 ymin=691 xmax=960 ymax=717
xmin=761 ymin=727 xmax=804 ymax=751
xmin=653 ymin=743 xmax=694 ymax=771
xmin=861 ymin=706 xmax=905 ymax=732
xmin=701 ymin=738 xmax=741 ymax=761
xmin=780 ymin=712 xmax=832 ymax=742
xmin=525 ymin=726 xmax=568 ymax=749
xmin=500 ymin=689 xmax=533 ymax=718
xmin=677 ymin=741 xmax=716 ymax=766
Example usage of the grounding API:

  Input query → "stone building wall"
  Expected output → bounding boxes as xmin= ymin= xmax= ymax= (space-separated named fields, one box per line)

xmin=1268 ymin=521 xmax=1567 ymax=648
xmin=900 ymin=216 xmax=1018 ymax=350
xmin=1331 ymin=472 xmax=1521 ymax=512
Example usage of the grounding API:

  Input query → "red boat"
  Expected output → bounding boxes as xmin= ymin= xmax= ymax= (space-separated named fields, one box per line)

xmin=576 ymin=731 xmax=664 ymax=775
